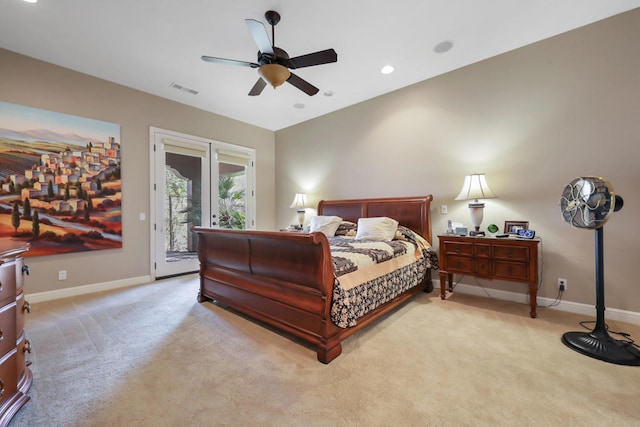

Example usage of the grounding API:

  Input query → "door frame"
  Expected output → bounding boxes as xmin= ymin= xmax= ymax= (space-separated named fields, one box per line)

xmin=149 ymin=127 xmax=256 ymax=279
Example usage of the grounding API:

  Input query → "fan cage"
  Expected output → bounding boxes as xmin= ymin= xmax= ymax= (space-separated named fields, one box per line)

xmin=559 ymin=177 xmax=616 ymax=229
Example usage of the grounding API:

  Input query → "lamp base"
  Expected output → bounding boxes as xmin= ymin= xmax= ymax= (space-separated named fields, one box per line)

xmin=469 ymin=230 xmax=485 ymax=236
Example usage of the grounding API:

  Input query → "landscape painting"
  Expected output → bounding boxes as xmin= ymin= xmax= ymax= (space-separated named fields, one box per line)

xmin=0 ymin=101 xmax=122 ymax=257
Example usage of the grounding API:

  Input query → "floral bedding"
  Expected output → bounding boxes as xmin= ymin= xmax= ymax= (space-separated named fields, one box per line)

xmin=329 ymin=226 xmax=439 ymax=328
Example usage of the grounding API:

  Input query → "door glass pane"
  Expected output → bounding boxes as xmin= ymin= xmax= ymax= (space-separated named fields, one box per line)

xmin=164 ymin=152 xmax=202 ymax=263
xmin=218 ymin=161 xmax=246 ymax=229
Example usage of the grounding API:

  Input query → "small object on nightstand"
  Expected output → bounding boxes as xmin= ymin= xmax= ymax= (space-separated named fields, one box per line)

xmin=455 ymin=226 xmax=468 ymax=236
xmin=446 ymin=219 xmax=454 ymax=235
xmin=517 ymin=229 xmax=536 ymax=239
xmin=495 ymin=233 xmax=509 ymax=238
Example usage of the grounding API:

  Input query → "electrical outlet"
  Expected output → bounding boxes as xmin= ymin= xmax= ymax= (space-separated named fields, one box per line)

xmin=58 ymin=270 xmax=67 ymax=281
xmin=558 ymin=278 xmax=567 ymax=291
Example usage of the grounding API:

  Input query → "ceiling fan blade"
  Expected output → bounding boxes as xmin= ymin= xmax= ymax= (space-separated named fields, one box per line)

xmin=201 ymin=56 xmax=259 ymax=68
xmin=248 ymin=78 xmax=267 ymax=96
xmin=245 ymin=19 xmax=274 ymax=56
xmin=287 ymin=49 xmax=337 ymax=69
xmin=287 ymin=73 xmax=319 ymax=96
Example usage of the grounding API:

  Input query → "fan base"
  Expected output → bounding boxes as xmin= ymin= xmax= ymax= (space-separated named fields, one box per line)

xmin=562 ymin=330 xmax=640 ymax=366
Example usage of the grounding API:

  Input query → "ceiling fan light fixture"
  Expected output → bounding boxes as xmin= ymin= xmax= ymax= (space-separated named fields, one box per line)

xmin=258 ymin=64 xmax=291 ymax=88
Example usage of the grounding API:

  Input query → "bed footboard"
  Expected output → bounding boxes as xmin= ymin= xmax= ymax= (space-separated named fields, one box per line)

xmin=194 ymin=228 xmax=343 ymax=362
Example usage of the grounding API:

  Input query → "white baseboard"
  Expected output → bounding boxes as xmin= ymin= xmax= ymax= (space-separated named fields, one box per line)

xmin=435 ymin=280 xmax=640 ymax=327
xmin=24 ymin=276 xmax=640 ymax=327
xmin=25 ymin=275 xmax=153 ymax=304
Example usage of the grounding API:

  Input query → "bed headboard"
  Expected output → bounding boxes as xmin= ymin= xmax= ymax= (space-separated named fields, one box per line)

xmin=317 ymin=195 xmax=433 ymax=244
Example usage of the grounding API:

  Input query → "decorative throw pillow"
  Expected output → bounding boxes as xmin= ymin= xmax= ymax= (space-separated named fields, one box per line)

xmin=355 ymin=217 xmax=399 ymax=242
xmin=309 ymin=215 xmax=343 ymax=237
xmin=334 ymin=221 xmax=357 ymax=236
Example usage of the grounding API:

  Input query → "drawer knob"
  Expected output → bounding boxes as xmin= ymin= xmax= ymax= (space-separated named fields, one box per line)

xmin=0 ymin=379 xmax=4 ymax=398
xmin=22 ymin=264 xmax=30 ymax=276
xmin=23 ymin=300 xmax=31 ymax=314
xmin=0 ymin=328 xmax=3 ymax=343
xmin=24 ymin=339 xmax=32 ymax=354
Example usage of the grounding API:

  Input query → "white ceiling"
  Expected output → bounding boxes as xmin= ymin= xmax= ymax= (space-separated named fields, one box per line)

xmin=2 ymin=1 xmax=639 ymax=131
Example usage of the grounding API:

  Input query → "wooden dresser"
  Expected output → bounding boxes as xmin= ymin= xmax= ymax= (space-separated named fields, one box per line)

xmin=0 ymin=242 xmax=31 ymax=426
xmin=438 ymin=235 xmax=540 ymax=318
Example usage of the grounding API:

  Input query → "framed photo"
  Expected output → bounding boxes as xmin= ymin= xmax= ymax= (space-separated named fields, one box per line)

xmin=504 ymin=221 xmax=529 ymax=234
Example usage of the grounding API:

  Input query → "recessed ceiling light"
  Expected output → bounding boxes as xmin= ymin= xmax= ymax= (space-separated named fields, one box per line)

xmin=381 ymin=65 xmax=394 ymax=75
xmin=323 ymin=90 xmax=334 ymax=97
xmin=434 ymin=40 xmax=454 ymax=54
xmin=293 ymin=103 xmax=305 ymax=109
xmin=23 ymin=0 xmax=38 ymax=3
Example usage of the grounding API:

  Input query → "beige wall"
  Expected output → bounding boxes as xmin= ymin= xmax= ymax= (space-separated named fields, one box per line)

xmin=275 ymin=10 xmax=640 ymax=312
xmin=1 ymin=48 xmax=276 ymax=294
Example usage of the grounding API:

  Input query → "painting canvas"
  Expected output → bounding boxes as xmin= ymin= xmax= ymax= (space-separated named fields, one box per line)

xmin=0 ymin=101 xmax=122 ymax=257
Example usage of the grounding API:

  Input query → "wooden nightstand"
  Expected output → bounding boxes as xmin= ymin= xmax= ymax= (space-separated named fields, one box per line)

xmin=438 ymin=235 xmax=540 ymax=318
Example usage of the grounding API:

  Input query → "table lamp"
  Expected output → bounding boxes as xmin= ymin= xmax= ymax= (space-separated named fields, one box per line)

xmin=289 ymin=193 xmax=307 ymax=229
xmin=455 ymin=174 xmax=497 ymax=236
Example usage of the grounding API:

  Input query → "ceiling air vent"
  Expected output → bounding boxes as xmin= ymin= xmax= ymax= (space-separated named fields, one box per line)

xmin=170 ymin=82 xmax=199 ymax=95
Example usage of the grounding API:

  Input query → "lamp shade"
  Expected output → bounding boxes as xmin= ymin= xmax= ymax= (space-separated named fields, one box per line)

xmin=290 ymin=193 xmax=307 ymax=209
xmin=259 ymin=64 xmax=291 ymax=89
xmin=455 ymin=174 xmax=497 ymax=201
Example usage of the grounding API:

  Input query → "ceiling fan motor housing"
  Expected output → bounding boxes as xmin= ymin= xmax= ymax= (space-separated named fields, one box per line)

xmin=201 ymin=10 xmax=337 ymax=96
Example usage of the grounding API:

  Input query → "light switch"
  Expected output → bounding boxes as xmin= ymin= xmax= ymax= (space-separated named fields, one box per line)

xmin=441 ymin=205 xmax=448 ymax=214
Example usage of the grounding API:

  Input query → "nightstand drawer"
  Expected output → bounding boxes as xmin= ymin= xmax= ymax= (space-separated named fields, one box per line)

xmin=493 ymin=261 xmax=530 ymax=281
xmin=443 ymin=241 xmax=474 ymax=256
xmin=446 ymin=255 xmax=474 ymax=274
xmin=475 ymin=259 xmax=491 ymax=277
xmin=492 ymin=244 xmax=529 ymax=262
xmin=475 ymin=244 xmax=491 ymax=258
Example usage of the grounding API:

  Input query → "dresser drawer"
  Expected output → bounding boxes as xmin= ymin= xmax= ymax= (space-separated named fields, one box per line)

xmin=0 ymin=263 xmax=17 ymax=307
xmin=16 ymin=292 xmax=29 ymax=338
xmin=0 ymin=349 xmax=18 ymax=407
xmin=15 ymin=257 xmax=25 ymax=296
xmin=16 ymin=332 xmax=31 ymax=394
xmin=0 ymin=303 xmax=17 ymax=359
xmin=492 ymin=244 xmax=530 ymax=262
xmin=493 ymin=261 xmax=530 ymax=281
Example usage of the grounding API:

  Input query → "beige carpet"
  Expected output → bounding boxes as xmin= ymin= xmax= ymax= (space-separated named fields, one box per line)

xmin=11 ymin=275 xmax=640 ymax=426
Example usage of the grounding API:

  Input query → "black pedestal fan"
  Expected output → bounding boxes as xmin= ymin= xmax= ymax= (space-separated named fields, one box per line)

xmin=559 ymin=176 xmax=640 ymax=365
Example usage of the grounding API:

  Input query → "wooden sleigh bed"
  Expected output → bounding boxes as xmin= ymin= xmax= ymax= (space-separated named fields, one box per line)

xmin=195 ymin=195 xmax=435 ymax=363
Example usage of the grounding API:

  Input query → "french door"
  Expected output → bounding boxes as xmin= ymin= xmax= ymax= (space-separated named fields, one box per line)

xmin=151 ymin=128 xmax=254 ymax=279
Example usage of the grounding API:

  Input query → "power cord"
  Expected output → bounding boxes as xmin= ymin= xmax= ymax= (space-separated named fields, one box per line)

xmin=536 ymin=287 xmax=563 ymax=309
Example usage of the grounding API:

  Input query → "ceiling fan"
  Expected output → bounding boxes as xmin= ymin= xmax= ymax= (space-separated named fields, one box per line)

xmin=201 ymin=10 xmax=337 ymax=96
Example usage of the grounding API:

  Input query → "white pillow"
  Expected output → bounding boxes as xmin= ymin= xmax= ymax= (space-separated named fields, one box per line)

xmin=309 ymin=215 xmax=343 ymax=237
xmin=355 ymin=217 xmax=399 ymax=242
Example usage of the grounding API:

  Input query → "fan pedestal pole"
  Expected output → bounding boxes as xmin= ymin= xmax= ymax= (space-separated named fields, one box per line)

xmin=562 ymin=227 xmax=640 ymax=366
